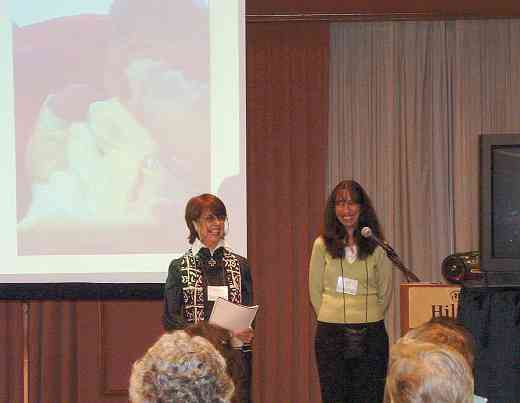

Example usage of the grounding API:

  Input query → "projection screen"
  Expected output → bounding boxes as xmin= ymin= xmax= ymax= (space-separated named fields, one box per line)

xmin=0 ymin=0 xmax=246 ymax=284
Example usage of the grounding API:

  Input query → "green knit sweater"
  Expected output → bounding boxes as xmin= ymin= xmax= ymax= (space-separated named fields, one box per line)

xmin=309 ymin=236 xmax=393 ymax=324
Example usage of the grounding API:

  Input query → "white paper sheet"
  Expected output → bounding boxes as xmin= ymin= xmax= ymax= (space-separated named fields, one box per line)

xmin=209 ymin=297 xmax=259 ymax=346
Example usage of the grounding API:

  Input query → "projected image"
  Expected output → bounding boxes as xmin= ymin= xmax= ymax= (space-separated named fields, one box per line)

xmin=10 ymin=0 xmax=212 ymax=255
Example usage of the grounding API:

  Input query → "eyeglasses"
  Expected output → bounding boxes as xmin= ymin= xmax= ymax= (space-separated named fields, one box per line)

xmin=335 ymin=199 xmax=359 ymax=208
xmin=200 ymin=214 xmax=226 ymax=224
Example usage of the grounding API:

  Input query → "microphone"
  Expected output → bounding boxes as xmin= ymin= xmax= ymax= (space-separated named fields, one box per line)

xmin=360 ymin=227 xmax=395 ymax=255
xmin=360 ymin=227 xmax=420 ymax=282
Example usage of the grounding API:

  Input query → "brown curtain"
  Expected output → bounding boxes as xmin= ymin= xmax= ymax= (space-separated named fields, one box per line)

xmin=0 ymin=301 xmax=24 ymax=403
xmin=247 ymin=22 xmax=329 ymax=403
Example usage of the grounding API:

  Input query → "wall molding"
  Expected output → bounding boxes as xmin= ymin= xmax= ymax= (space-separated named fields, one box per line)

xmin=247 ymin=12 xmax=520 ymax=23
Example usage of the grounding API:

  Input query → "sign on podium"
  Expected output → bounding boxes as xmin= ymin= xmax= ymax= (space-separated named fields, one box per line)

xmin=400 ymin=282 xmax=461 ymax=335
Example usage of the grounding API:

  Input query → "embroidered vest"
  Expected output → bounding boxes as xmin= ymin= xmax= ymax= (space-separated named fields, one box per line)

xmin=180 ymin=247 xmax=242 ymax=323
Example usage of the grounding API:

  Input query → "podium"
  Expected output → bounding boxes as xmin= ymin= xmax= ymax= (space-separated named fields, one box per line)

xmin=400 ymin=282 xmax=461 ymax=335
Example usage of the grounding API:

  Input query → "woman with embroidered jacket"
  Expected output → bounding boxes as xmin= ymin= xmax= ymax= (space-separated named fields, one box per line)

xmin=163 ymin=193 xmax=253 ymax=402
xmin=309 ymin=180 xmax=393 ymax=403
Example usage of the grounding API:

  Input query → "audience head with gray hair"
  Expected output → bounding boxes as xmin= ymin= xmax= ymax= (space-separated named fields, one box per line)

xmin=129 ymin=330 xmax=234 ymax=403
xmin=400 ymin=316 xmax=475 ymax=369
xmin=385 ymin=340 xmax=474 ymax=403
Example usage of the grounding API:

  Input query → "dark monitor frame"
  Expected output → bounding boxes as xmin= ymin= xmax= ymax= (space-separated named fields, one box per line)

xmin=480 ymin=133 xmax=520 ymax=273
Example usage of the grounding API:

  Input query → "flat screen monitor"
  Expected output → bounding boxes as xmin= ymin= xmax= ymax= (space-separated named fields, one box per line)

xmin=480 ymin=134 xmax=520 ymax=272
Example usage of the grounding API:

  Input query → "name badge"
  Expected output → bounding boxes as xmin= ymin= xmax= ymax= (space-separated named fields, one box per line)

xmin=336 ymin=277 xmax=358 ymax=295
xmin=207 ymin=286 xmax=229 ymax=301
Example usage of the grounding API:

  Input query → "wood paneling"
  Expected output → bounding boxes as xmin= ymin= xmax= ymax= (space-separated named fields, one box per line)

xmin=26 ymin=300 xmax=163 ymax=403
xmin=247 ymin=21 xmax=329 ymax=403
xmin=99 ymin=301 xmax=163 ymax=395
xmin=0 ymin=301 xmax=24 ymax=403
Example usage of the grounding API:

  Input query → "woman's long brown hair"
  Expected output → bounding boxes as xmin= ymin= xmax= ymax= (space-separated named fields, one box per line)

xmin=323 ymin=180 xmax=384 ymax=259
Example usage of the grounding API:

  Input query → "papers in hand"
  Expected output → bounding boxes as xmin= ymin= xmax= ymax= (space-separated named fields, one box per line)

xmin=209 ymin=297 xmax=259 ymax=347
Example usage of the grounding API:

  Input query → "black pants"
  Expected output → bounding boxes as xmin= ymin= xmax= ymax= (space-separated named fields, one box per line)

xmin=315 ymin=320 xmax=389 ymax=403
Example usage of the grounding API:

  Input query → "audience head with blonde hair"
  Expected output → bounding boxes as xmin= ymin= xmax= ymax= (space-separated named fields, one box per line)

xmin=129 ymin=330 xmax=234 ymax=403
xmin=385 ymin=341 xmax=474 ymax=403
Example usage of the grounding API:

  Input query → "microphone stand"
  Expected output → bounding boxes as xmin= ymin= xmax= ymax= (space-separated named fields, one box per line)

xmin=361 ymin=227 xmax=420 ymax=282
xmin=383 ymin=245 xmax=420 ymax=283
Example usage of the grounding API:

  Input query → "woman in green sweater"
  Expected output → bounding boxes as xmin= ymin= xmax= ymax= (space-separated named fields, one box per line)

xmin=309 ymin=180 xmax=393 ymax=403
